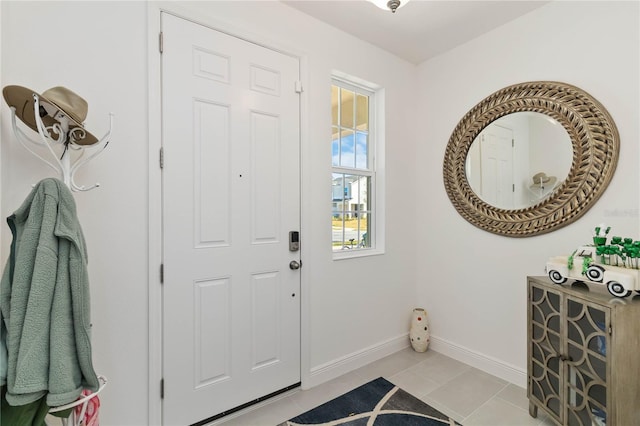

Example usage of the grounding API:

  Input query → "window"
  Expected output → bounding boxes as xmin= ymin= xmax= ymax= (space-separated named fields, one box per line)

xmin=331 ymin=78 xmax=382 ymax=257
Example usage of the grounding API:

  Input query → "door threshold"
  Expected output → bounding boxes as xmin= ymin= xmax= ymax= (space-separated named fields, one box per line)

xmin=190 ymin=382 xmax=301 ymax=426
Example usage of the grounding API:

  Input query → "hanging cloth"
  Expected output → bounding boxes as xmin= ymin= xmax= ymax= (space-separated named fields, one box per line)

xmin=0 ymin=178 xmax=99 ymax=416
xmin=74 ymin=389 xmax=101 ymax=426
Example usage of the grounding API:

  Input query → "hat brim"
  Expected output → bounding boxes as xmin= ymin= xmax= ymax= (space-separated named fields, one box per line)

xmin=529 ymin=177 xmax=558 ymax=191
xmin=532 ymin=173 xmax=551 ymax=184
xmin=3 ymin=85 xmax=97 ymax=146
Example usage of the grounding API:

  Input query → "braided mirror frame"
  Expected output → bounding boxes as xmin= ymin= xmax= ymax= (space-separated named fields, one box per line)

xmin=443 ymin=81 xmax=619 ymax=237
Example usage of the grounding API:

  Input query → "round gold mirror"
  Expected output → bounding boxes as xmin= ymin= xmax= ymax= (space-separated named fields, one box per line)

xmin=443 ymin=81 xmax=619 ymax=237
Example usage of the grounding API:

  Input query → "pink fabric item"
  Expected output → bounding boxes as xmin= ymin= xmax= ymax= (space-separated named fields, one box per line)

xmin=74 ymin=389 xmax=100 ymax=426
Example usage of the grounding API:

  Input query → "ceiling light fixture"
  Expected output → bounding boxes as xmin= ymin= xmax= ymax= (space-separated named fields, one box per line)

xmin=369 ymin=0 xmax=410 ymax=13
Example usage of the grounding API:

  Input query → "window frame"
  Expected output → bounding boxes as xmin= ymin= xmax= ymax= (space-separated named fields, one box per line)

xmin=331 ymin=75 xmax=385 ymax=260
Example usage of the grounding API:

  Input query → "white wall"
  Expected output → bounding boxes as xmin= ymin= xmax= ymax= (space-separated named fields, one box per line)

xmin=0 ymin=4 xmax=3 ymax=262
xmin=529 ymin=114 xmax=572 ymax=184
xmin=1 ymin=1 xmax=418 ymax=423
xmin=417 ymin=0 xmax=640 ymax=385
xmin=2 ymin=2 xmax=149 ymax=424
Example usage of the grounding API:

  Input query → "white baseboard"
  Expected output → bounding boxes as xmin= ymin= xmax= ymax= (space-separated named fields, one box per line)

xmin=304 ymin=333 xmax=527 ymax=391
xmin=305 ymin=333 xmax=410 ymax=389
xmin=429 ymin=335 xmax=527 ymax=388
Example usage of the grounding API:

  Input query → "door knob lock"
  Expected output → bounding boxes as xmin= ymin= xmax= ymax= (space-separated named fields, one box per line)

xmin=289 ymin=260 xmax=301 ymax=270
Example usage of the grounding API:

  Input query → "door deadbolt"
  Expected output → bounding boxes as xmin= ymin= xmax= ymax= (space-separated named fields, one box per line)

xmin=289 ymin=231 xmax=300 ymax=252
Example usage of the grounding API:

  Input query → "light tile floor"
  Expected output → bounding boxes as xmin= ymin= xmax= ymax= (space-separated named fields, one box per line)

xmin=213 ymin=347 xmax=556 ymax=426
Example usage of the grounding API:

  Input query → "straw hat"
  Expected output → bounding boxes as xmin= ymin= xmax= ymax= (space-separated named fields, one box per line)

xmin=530 ymin=172 xmax=557 ymax=190
xmin=2 ymin=85 xmax=97 ymax=145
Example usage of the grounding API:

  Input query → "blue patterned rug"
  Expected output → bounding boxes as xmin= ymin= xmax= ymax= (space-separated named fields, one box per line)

xmin=279 ymin=377 xmax=460 ymax=425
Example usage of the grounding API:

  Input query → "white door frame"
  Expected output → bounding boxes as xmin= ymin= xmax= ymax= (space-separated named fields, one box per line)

xmin=147 ymin=4 xmax=310 ymax=424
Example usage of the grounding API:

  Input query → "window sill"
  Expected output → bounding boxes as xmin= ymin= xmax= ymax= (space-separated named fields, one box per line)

xmin=332 ymin=247 xmax=385 ymax=261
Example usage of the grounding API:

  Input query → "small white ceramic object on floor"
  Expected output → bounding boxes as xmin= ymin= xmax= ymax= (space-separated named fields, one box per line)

xmin=409 ymin=308 xmax=430 ymax=352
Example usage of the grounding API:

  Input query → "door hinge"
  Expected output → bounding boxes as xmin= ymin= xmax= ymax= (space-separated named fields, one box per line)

xmin=513 ymin=183 xmax=515 ymax=192
xmin=160 ymin=147 xmax=164 ymax=169
xmin=608 ymin=325 xmax=612 ymax=336
xmin=160 ymin=378 xmax=165 ymax=399
xmin=512 ymin=139 xmax=514 ymax=147
xmin=295 ymin=80 xmax=303 ymax=94
xmin=160 ymin=263 xmax=164 ymax=284
xmin=159 ymin=32 xmax=164 ymax=54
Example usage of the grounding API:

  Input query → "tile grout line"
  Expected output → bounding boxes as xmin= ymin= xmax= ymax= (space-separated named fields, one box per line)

xmin=496 ymin=398 xmax=550 ymax=426
xmin=459 ymin=381 xmax=510 ymax=423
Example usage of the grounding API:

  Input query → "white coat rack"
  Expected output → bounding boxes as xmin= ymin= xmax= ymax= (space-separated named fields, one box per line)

xmin=9 ymin=93 xmax=112 ymax=192
xmin=48 ymin=375 xmax=107 ymax=426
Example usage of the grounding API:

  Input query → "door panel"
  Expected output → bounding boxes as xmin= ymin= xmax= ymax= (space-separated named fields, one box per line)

xmin=161 ymin=13 xmax=301 ymax=425
xmin=479 ymin=124 xmax=514 ymax=208
xmin=194 ymin=278 xmax=231 ymax=387
xmin=194 ymin=100 xmax=231 ymax=248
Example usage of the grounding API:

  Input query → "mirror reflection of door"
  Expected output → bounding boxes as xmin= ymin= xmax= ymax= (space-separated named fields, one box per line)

xmin=480 ymin=125 xmax=514 ymax=208
xmin=465 ymin=112 xmax=572 ymax=210
xmin=467 ymin=125 xmax=514 ymax=208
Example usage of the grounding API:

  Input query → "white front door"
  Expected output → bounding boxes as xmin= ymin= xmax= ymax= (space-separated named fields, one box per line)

xmin=479 ymin=124 xmax=514 ymax=208
xmin=160 ymin=13 xmax=301 ymax=426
